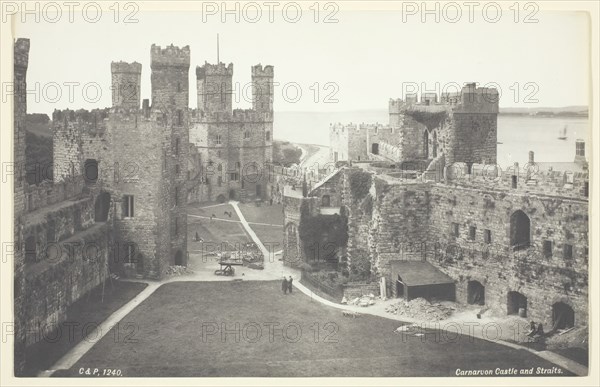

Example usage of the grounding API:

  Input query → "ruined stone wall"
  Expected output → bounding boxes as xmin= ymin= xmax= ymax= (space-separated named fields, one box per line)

xmin=368 ymin=179 xmax=432 ymax=279
xmin=14 ymin=38 xmax=30 ymax=376
xmin=52 ymin=109 xmax=110 ymax=183
xmin=428 ymin=183 xmax=588 ymax=329
xmin=23 ymin=223 xmax=112 ymax=347
xmin=283 ymin=192 xmax=315 ymax=267
xmin=23 ymin=196 xmax=96 ymax=255
xmin=310 ymin=171 xmax=343 ymax=208
xmin=25 ymin=176 xmax=86 ymax=213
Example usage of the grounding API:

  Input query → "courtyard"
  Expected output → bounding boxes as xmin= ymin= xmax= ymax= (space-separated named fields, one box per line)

xmin=57 ymin=281 xmax=571 ymax=377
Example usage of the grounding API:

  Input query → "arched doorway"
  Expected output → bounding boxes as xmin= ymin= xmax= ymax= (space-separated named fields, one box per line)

xmin=423 ymin=130 xmax=429 ymax=158
xmin=467 ymin=281 xmax=485 ymax=305
xmin=94 ymin=191 xmax=111 ymax=222
xmin=552 ymin=302 xmax=575 ymax=330
xmin=371 ymin=143 xmax=379 ymax=155
xmin=510 ymin=210 xmax=530 ymax=251
xmin=84 ymin=159 xmax=98 ymax=184
xmin=507 ymin=291 xmax=527 ymax=316
xmin=216 ymin=194 xmax=226 ymax=203
xmin=322 ymin=195 xmax=331 ymax=207
xmin=174 ymin=250 xmax=184 ymax=266
xmin=229 ymin=189 xmax=236 ymax=200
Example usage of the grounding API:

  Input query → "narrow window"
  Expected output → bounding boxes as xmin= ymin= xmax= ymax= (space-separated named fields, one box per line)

xmin=175 ymin=217 xmax=179 ymax=236
xmin=511 ymin=175 xmax=518 ymax=188
xmin=543 ymin=240 xmax=553 ymax=258
xmin=175 ymin=138 xmax=180 ymax=156
xmin=451 ymin=223 xmax=459 ymax=238
xmin=266 ymin=131 xmax=271 ymax=141
xmin=484 ymin=229 xmax=492 ymax=244
xmin=563 ymin=244 xmax=573 ymax=260
xmin=469 ymin=226 xmax=476 ymax=241
xmin=216 ymin=135 xmax=222 ymax=145
xmin=175 ymin=186 xmax=179 ymax=206
xmin=123 ymin=195 xmax=134 ymax=218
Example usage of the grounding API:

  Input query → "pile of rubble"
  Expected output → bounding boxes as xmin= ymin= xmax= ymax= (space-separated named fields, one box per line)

xmin=385 ymin=298 xmax=454 ymax=321
xmin=166 ymin=265 xmax=194 ymax=276
xmin=342 ymin=294 xmax=377 ymax=307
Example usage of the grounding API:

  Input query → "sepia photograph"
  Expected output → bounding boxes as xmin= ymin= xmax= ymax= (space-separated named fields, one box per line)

xmin=1 ymin=0 xmax=598 ymax=384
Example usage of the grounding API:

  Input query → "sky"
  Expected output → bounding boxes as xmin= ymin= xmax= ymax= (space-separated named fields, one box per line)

xmin=12 ymin=4 xmax=591 ymax=115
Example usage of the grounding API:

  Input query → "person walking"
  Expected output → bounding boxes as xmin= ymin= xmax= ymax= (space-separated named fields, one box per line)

xmin=282 ymin=276 xmax=288 ymax=295
xmin=287 ymin=276 xmax=293 ymax=294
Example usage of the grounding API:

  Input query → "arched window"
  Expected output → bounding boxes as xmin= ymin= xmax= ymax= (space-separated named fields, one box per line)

xmin=510 ymin=210 xmax=530 ymax=251
xmin=423 ymin=130 xmax=429 ymax=158
xmin=432 ymin=131 xmax=438 ymax=158
xmin=84 ymin=159 xmax=98 ymax=184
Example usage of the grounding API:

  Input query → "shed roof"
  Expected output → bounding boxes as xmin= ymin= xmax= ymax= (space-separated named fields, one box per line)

xmin=391 ymin=260 xmax=455 ymax=287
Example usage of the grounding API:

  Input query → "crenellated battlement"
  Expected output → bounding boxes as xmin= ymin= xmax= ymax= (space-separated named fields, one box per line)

xmin=52 ymin=108 xmax=111 ymax=125
xmin=150 ymin=44 xmax=191 ymax=68
xmin=388 ymin=84 xmax=499 ymax=115
xmin=251 ymin=64 xmax=274 ymax=77
xmin=111 ymin=61 xmax=142 ymax=74
xmin=444 ymin=161 xmax=589 ymax=200
xmin=192 ymin=108 xmax=273 ymax=123
xmin=196 ymin=62 xmax=234 ymax=78
xmin=14 ymin=38 xmax=30 ymax=69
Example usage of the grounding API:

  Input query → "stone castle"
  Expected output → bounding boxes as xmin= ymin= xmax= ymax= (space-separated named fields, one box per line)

xmin=285 ymin=84 xmax=589 ymax=334
xmin=188 ymin=62 xmax=274 ymax=203
xmin=12 ymin=38 xmax=274 ymax=375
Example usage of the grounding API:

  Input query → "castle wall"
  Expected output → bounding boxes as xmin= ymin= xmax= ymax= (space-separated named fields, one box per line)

xmin=23 ymin=223 xmax=112 ymax=347
xmin=14 ymin=38 xmax=30 ymax=375
xmin=428 ymin=183 xmax=588 ymax=329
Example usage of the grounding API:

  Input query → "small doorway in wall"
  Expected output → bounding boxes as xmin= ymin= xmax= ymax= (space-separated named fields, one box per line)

xmin=467 ymin=281 xmax=485 ymax=305
xmin=229 ymin=189 xmax=235 ymax=200
xmin=174 ymin=250 xmax=184 ymax=266
xmin=552 ymin=302 xmax=575 ymax=330
xmin=507 ymin=291 xmax=527 ymax=316
xmin=371 ymin=143 xmax=379 ymax=155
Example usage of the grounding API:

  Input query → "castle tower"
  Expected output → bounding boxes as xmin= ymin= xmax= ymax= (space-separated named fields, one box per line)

xmin=196 ymin=62 xmax=233 ymax=114
xmin=111 ymin=61 xmax=142 ymax=109
xmin=251 ymin=64 xmax=274 ymax=112
xmin=150 ymin=44 xmax=190 ymax=111
xmin=446 ymin=83 xmax=499 ymax=165
xmin=13 ymin=37 xmax=30 ymax=376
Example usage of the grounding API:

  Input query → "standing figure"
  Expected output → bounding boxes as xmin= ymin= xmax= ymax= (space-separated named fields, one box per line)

xmin=287 ymin=276 xmax=293 ymax=294
xmin=282 ymin=277 xmax=288 ymax=294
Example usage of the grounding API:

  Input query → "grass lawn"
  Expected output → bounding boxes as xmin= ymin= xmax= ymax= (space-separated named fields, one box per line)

xmin=188 ymin=203 xmax=240 ymax=221
xmin=25 ymin=280 xmax=147 ymax=376
xmin=63 ymin=281 xmax=570 ymax=377
xmin=249 ymin=224 xmax=284 ymax=253
xmin=238 ymin=203 xmax=283 ymax=225
xmin=188 ymin=218 xmax=251 ymax=251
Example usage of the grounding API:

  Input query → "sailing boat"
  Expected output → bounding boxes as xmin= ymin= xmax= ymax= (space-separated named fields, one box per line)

xmin=558 ymin=125 xmax=568 ymax=140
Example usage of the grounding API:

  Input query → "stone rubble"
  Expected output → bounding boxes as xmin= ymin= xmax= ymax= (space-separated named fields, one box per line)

xmin=385 ymin=298 xmax=454 ymax=321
